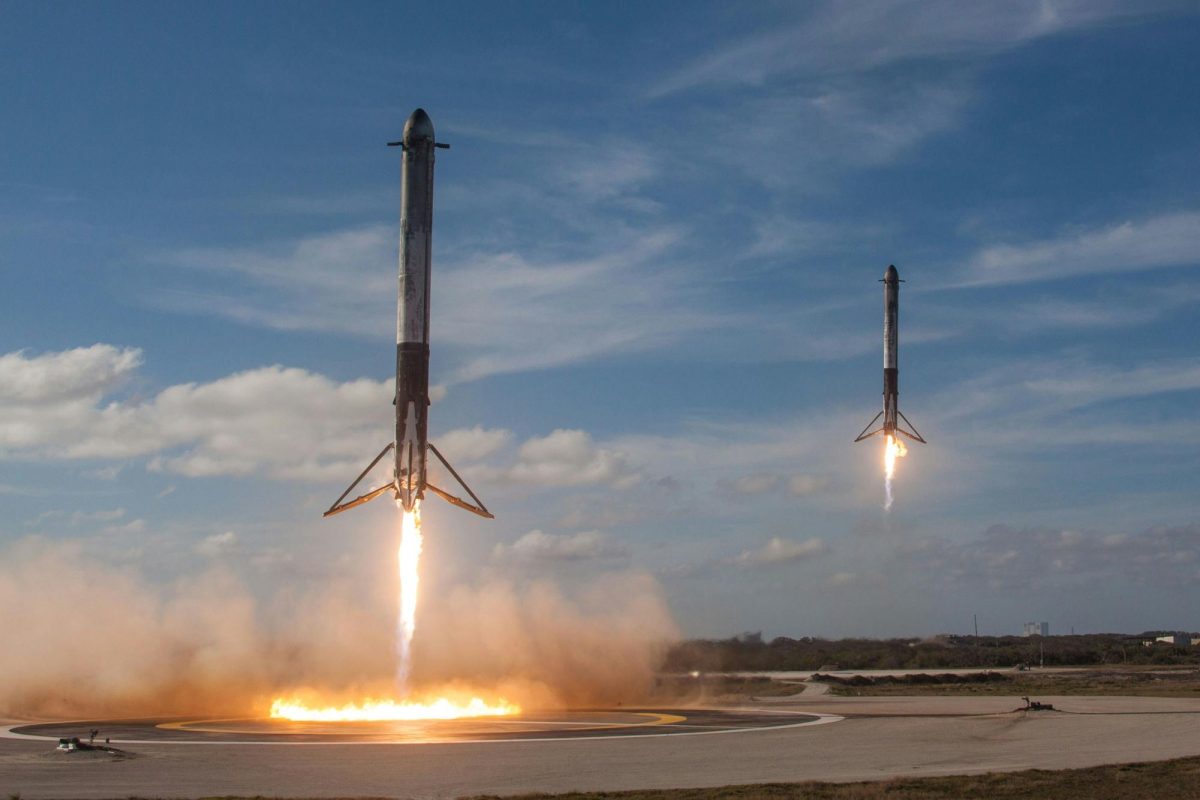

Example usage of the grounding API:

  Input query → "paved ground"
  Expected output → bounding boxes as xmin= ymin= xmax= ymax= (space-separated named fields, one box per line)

xmin=5 ymin=708 xmax=828 ymax=744
xmin=4 ymin=693 xmax=1200 ymax=799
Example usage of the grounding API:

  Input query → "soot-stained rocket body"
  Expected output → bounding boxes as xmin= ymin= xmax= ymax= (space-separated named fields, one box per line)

xmin=325 ymin=109 xmax=493 ymax=519
xmin=855 ymin=264 xmax=927 ymax=445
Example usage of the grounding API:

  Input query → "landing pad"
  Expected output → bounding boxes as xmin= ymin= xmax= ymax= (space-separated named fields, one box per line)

xmin=7 ymin=708 xmax=833 ymax=745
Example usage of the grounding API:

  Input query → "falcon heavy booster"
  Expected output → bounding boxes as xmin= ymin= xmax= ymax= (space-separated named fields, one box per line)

xmin=324 ymin=109 xmax=492 ymax=519
xmin=854 ymin=264 xmax=926 ymax=445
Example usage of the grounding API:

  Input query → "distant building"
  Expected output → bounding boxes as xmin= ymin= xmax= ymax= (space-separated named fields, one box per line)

xmin=1022 ymin=621 xmax=1049 ymax=637
xmin=1154 ymin=633 xmax=1192 ymax=648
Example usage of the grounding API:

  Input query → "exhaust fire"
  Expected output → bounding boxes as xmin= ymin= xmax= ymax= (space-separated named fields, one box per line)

xmin=397 ymin=504 xmax=422 ymax=689
xmin=269 ymin=695 xmax=518 ymax=722
xmin=269 ymin=503 xmax=518 ymax=722
xmin=883 ymin=433 xmax=907 ymax=511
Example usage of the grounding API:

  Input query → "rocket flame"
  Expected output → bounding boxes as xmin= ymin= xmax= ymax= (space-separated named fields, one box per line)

xmin=397 ymin=503 xmax=422 ymax=690
xmin=267 ymin=500 xmax=519 ymax=722
xmin=269 ymin=695 xmax=519 ymax=722
xmin=883 ymin=433 xmax=907 ymax=511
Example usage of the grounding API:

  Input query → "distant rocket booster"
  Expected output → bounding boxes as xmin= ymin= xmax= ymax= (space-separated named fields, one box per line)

xmin=324 ymin=109 xmax=492 ymax=519
xmin=854 ymin=265 xmax=926 ymax=445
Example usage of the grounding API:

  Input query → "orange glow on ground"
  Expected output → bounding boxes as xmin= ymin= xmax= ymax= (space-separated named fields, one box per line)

xmin=268 ymin=695 xmax=520 ymax=722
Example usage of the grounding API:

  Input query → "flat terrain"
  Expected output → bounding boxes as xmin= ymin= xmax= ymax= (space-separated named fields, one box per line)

xmin=819 ymin=666 xmax=1200 ymax=697
xmin=8 ymin=708 xmax=822 ymax=744
xmin=468 ymin=755 xmax=1200 ymax=799
xmin=6 ymin=680 xmax=1200 ymax=798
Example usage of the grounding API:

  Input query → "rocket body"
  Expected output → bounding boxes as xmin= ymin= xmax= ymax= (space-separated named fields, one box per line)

xmin=854 ymin=264 xmax=925 ymax=445
xmin=323 ymin=108 xmax=491 ymax=520
xmin=394 ymin=109 xmax=436 ymax=512
xmin=882 ymin=264 xmax=900 ymax=436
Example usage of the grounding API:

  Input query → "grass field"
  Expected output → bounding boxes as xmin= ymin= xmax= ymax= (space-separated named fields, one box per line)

xmin=462 ymin=755 xmax=1200 ymax=799
xmin=820 ymin=667 xmax=1200 ymax=698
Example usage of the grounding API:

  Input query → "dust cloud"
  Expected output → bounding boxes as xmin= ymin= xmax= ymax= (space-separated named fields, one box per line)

xmin=0 ymin=537 xmax=678 ymax=718
xmin=412 ymin=572 xmax=679 ymax=707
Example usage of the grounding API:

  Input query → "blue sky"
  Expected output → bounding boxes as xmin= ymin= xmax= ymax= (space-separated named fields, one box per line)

xmin=3 ymin=1 xmax=1200 ymax=639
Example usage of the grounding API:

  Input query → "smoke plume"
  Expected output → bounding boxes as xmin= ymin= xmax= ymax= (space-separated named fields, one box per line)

xmin=0 ymin=536 xmax=678 ymax=718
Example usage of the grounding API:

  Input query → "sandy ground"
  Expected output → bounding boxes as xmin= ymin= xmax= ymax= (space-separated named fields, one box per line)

xmin=4 ymin=694 xmax=1200 ymax=799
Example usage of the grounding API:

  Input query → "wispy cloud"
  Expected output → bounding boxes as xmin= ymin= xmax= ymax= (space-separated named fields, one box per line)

xmin=149 ymin=225 xmax=395 ymax=339
xmin=940 ymin=355 xmax=1200 ymax=422
xmin=148 ymin=222 xmax=734 ymax=383
xmin=649 ymin=1 xmax=1168 ymax=98
xmin=958 ymin=211 xmax=1200 ymax=287
xmin=434 ymin=230 xmax=722 ymax=382
xmin=642 ymin=1 xmax=1184 ymax=196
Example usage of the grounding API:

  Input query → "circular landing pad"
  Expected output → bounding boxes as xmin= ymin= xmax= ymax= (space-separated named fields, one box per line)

xmin=9 ymin=709 xmax=835 ymax=745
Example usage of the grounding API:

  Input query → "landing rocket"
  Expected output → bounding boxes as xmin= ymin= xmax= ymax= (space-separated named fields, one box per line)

xmin=325 ymin=109 xmax=492 ymax=519
xmin=854 ymin=265 xmax=926 ymax=445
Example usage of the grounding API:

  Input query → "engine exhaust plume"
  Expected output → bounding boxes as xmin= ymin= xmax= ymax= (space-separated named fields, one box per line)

xmin=397 ymin=503 xmax=422 ymax=692
xmin=883 ymin=433 xmax=907 ymax=511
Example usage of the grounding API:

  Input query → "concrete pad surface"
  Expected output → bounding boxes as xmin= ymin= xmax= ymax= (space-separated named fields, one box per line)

xmin=3 ymin=695 xmax=1200 ymax=799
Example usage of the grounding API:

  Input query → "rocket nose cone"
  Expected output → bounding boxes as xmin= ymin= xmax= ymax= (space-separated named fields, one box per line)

xmin=885 ymin=264 xmax=899 ymax=282
xmin=403 ymin=108 xmax=435 ymax=146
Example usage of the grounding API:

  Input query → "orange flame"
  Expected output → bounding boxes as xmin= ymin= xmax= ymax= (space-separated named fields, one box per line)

xmin=268 ymin=695 xmax=519 ymax=722
xmin=397 ymin=504 xmax=422 ymax=688
xmin=884 ymin=433 xmax=907 ymax=511
xmin=884 ymin=433 xmax=907 ymax=480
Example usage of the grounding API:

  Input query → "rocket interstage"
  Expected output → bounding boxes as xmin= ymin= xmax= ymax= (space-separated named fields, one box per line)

xmin=324 ymin=109 xmax=492 ymax=520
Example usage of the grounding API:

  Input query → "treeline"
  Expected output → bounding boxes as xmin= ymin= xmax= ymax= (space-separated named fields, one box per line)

xmin=663 ymin=632 xmax=1200 ymax=672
